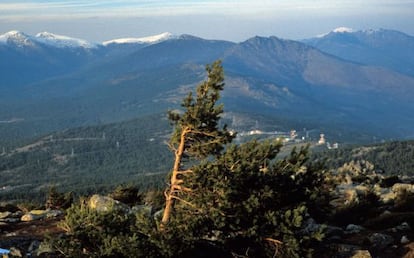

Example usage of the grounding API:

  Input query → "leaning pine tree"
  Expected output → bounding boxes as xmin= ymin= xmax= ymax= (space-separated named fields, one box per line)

xmin=158 ymin=60 xmax=328 ymax=257
xmin=161 ymin=60 xmax=234 ymax=227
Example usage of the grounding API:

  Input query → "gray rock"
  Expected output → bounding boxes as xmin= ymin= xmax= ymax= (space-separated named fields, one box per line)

xmin=345 ymin=224 xmax=365 ymax=234
xmin=396 ymin=222 xmax=411 ymax=231
xmin=89 ymin=194 xmax=129 ymax=213
xmin=131 ymin=205 xmax=152 ymax=217
xmin=401 ymin=235 xmax=410 ymax=244
xmin=367 ymin=233 xmax=394 ymax=249
xmin=301 ymin=218 xmax=324 ymax=235
xmin=3 ymin=218 xmax=20 ymax=223
xmin=46 ymin=209 xmax=63 ymax=218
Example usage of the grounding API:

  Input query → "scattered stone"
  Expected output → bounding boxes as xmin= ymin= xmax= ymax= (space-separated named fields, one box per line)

xmin=345 ymin=224 xmax=365 ymax=234
xmin=401 ymin=236 xmax=410 ymax=244
xmin=21 ymin=209 xmax=63 ymax=221
xmin=367 ymin=232 xmax=394 ymax=249
xmin=302 ymin=218 xmax=323 ymax=235
xmin=46 ymin=209 xmax=63 ymax=218
xmin=351 ymin=250 xmax=372 ymax=258
xmin=89 ymin=194 xmax=129 ymax=212
xmin=131 ymin=205 xmax=152 ymax=217
xmin=0 ymin=211 xmax=12 ymax=220
xmin=3 ymin=218 xmax=20 ymax=223
xmin=396 ymin=222 xmax=411 ymax=231
xmin=21 ymin=212 xmax=45 ymax=222
xmin=392 ymin=183 xmax=414 ymax=194
xmin=9 ymin=247 xmax=22 ymax=257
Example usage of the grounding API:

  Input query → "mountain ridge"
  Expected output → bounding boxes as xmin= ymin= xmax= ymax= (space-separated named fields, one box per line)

xmin=302 ymin=28 xmax=414 ymax=77
xmin=1 ymin=28 xmax=414 ymax=145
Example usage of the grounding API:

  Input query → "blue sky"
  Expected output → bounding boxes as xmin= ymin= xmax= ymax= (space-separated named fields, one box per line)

xmin=1 ymin=0 xmax=413 ymax=42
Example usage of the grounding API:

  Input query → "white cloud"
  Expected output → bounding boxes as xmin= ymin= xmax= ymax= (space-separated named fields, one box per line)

xmin=1 ymin=0 xmax=413 ymax=20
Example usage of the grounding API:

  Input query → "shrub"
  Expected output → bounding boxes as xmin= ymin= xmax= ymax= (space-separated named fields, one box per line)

xmin=50 ymin=200 xmax=160 ymax=257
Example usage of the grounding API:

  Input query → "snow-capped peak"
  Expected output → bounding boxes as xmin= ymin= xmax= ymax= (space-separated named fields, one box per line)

xmin=316 ymin=27 xmax=354 ymax=38
xmin=333 ymin=27 xmax=353 ymax=33
xmin=103 ymin=32 xmax=175 ymax=46
xmin=0 ymin=30 xmax=34 ymax=46
xmin=35 ymin=32 xmax=97 ymax=49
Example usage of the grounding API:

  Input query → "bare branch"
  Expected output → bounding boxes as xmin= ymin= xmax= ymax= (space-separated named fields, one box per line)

xmin=170 ymin=195 xmax=196 ymax=208
xmin=175 ymin=169 xmax=194 ymax=175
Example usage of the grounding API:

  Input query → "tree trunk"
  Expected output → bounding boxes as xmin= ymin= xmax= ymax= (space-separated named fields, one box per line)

xmin=161 ymin=127 xmax=189 ymax=227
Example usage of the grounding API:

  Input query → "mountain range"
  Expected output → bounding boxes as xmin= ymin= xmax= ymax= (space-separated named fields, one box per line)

xmin=1 ymin=28 xmax=414 ymax=146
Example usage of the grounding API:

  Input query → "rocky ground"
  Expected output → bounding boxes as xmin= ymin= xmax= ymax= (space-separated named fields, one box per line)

xmin=2 ymin=160 xmax=414 ymax=258
xmin=0 ymin=209 xmax=64 ymax=257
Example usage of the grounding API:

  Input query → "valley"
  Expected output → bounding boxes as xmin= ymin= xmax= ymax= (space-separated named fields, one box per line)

xmin=1 ymin=27 xmax=414 ymax=202
xmin=1 ymin=28 xmax=414 ymax=148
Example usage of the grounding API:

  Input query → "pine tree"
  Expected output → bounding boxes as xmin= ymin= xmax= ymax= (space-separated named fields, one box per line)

xmin=161 ymin=60 xmax=234 ymax=227
xmin=159 ymin=60 xmax=327 ymax=256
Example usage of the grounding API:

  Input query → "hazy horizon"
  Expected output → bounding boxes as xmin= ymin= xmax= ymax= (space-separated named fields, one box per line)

xmin=1 ymin=0 xmax=413 ymax=42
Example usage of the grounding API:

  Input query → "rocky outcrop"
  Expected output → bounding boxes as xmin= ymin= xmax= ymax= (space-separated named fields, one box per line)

xmin=88 ymin=194 xmax=130 ymax=212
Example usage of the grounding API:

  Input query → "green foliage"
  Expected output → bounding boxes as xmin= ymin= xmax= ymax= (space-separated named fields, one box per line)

xmin=161 ymin=60 xmax=234 ymax=226
xmin=330 ymin=188 xmax=381 ymax=226
xmin=167 ymin=60 xmax=234 ymax=159
xmin=47 ymin=61 xmax=330 ymax=257
xmin=316 ymin=140 xmax=414 ymax=176
xmin=166 ymin=140 xmax=327 ymax=257
xmin=109 ymin=184 xmax=142 ymax=206
xmin=0 ymin=113 xmax=170 ymax=202
xmin=51 ymin=201 xmax=160 ymax=257
xmin=46 ymin=186 xmax=73 ymax=209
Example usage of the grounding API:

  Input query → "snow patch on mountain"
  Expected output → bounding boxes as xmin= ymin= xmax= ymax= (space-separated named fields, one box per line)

xmin=333 ymin=27 xmax=354 ymax=33
xmin=0 ymin=30 xmax=98 ymax=49
xmin=316 ymin=27 xmax=354 ymax=38
xmin=0 ymin=30 xmax=36 ymax=47
xmin=103 ymin=32 xmax=175 ymax=45
xmin=35 ymin=32 xmax=98 ymax=48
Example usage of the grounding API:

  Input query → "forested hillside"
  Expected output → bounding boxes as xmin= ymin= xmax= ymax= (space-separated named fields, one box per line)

xmin=315 ymin=140 xmax=414 ymax=176
xmin=0 ymin=114 xmax=171 ymax=202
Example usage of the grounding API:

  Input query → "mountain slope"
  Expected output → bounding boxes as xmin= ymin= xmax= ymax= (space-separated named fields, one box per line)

xmin=302 ymin=28 xmax=414 ymax=77
xmin=222 ymin=36 xmax=414 ymax=137
xmin=0 ymin=114 xmax=172 ymax=201
xmin=0 ymin=31 xmax=104 ymax=89
xmin=1 ymin=31 xmax=414 ymax=145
